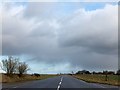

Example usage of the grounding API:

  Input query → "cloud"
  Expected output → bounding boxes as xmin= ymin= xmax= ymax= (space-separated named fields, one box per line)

xmin=58 ymin=4 xmax=118 ymax=55
xmin=23 ymin=2 xmax=59 ymax=20
xmin=1 ymin=2 xmax=118 ymax=73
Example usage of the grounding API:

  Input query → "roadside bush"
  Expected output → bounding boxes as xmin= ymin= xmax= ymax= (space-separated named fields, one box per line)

xmin=17 ymin=62 xmax=29 ymax=77
xmin=34 ymin=73 xmax=40 ymax=77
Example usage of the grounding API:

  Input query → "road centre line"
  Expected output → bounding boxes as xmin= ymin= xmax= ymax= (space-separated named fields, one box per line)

xmin=59 ymin=82 xmax=62 ymax=85
xmin=61 ymin=77 xmax=63 ymax=82
xmin=57 ymin=85 xmax=60 ymax=90
xmin=57 ymin=77 xmax=63 ymax=90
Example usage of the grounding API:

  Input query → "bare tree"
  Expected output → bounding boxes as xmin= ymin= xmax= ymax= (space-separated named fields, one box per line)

xmin=103 ymin=70 xmax=108 ymax=81
xmin=2 ymin=56 xmax=18 ymax=76
xmin=71 ymin=71 xmax=74 ymax=75
xmin=17 ymin=62 xmax=29 ymax=77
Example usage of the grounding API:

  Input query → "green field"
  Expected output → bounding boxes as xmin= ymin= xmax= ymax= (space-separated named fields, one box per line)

xmin=74 ymin=74 xmax=120 ymax=86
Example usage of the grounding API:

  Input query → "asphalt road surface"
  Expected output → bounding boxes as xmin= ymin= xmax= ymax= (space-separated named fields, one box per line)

xmin=2 ymin=75 xmax=119 ymax=90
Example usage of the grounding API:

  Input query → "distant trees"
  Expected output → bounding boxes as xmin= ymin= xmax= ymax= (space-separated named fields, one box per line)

xmin=76 ymin=70 xmax=91 ymax=74
xmin=76 ymin=70 xmax=116 ymax=75
xmin=1 ymin=56 xmax=29 ymax=77
xmin=76 ymin=71 xmax=82 ymax=74
xmin=116 ymin=69 xmax=120 ymax=75
xmin=103 ymin=71 xmax=115 ymax=75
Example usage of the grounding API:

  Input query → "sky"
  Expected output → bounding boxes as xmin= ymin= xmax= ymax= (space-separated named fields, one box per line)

xmin=0 ymin=0 xmax=119 ymax=74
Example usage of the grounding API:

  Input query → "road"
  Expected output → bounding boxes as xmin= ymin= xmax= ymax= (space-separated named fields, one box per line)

xmin=2 ymin=75 xmax=119 ymax=90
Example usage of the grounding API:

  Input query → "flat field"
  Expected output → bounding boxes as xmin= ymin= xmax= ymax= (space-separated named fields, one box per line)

xmin=1 ymin=73 xmax=58 ymax=83
xmin=74 ymin=74 xmax=120 ymax=86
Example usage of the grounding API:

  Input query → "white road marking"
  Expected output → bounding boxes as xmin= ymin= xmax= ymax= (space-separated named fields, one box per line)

xmin=61 ymin=77 xmax=63 ymax=82
xmin=57 ymin=77 xmax=63 ymax=90
xmin=57 ymin=85 xmax=60 ymax=90
xmin=59 ymin=82 xmax=62 ymax=85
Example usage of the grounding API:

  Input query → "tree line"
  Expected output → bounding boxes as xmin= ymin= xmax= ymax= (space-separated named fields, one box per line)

xmin=1 ymin=56 xmax=29 ymax=77
xmin=75 ymin=70 xmax=120 ymax=75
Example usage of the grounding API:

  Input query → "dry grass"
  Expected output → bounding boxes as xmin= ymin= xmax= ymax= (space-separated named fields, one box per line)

xmin=74 ymin=74 xmax=120 ymax=86
xmin=1 ymin=73 xmax=58 ymax=83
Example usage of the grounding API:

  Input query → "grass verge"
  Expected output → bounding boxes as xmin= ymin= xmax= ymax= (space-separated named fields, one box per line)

xmin=1 ymin=73 xmax=58 ymax=83
xmin=73 ymin=74 xmax=120 ymax=86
